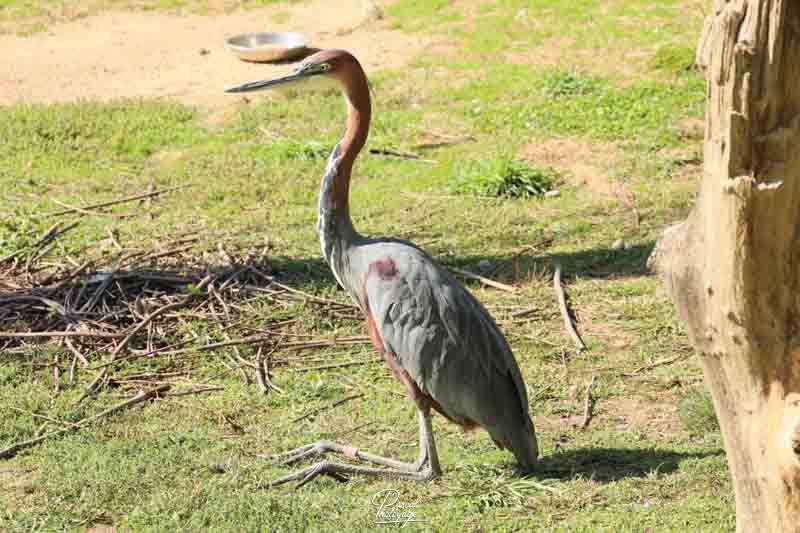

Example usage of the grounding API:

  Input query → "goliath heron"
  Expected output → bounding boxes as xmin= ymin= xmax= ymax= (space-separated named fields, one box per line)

xmin=227 ymin=49 xmax=539 ymax=487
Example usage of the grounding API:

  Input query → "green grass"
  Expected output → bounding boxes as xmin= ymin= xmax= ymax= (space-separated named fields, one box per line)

xmin=0 ymin=0 xmax=732 ymax=531
xmin=679 ymin=388 xmax=720 ymax=437
xmin=452 ymin=157 xmax=558 ymax=198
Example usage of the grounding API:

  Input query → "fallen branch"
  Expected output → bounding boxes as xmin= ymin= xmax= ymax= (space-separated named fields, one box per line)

xmin=553 ymin=263 xmax=586 ymax=350
xmin=166 ymin=385 xmax=224 ymax=397
xmin=368 ymin=148 xmax=436 ymax=164
xmin=580 ymin=375 xmax=596 ymax=430
xmin=510 ymin=306 xmax=537 ymax=319
xmin=73 ymin=368 xmax=109 ymax=405
xmin=50 ymin=198 xmax=132 ymax=219
xmin=0 ymin=330 xmax=125 ymax=339
xmin=292 ymin=393 xmax=364 ymax=423
xmin=289 ymin=359 xmax=378 ymax=373
xmin=449 ymin=267 xmax=518 ymax=294
xmin=0 ymin=384 xmax=170 ymax=460
xmin=110 ymin=299 xmax=190 ymax=358
xmin=247 ymin=268 xmax=358 ymax=310
xmin=1 ymin=222 xmax=79 ymax=264
xmin=42 ymin=185 xmax=190 ymax=218
xmin=623 ymin=352 xmax=692 ymax=377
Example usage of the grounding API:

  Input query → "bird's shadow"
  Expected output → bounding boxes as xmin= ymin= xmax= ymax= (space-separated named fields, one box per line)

xmin=267 ymin=240 xmax=657 ymax=295
xmin=529 ymin=446 xmax=723 ymax=483
xmin=446 ymin=241 xmax=655 ymax=286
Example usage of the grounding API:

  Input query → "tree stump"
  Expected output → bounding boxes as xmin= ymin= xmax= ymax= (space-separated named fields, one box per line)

xmin=649 ymin=1 xmax=800 ymax=531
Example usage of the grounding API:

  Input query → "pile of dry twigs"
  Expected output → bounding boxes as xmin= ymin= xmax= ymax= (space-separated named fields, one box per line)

xmin=2 ymin=214 xmax=377 ymax=389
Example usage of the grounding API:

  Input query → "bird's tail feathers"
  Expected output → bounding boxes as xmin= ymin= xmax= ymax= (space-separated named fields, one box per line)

xmin=509 ymin=415 xmax=539 ymax=472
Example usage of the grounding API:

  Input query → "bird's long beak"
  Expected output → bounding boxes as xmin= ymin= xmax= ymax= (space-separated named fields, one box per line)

xmin=225 ymin=57 xmax=336 ymax=94
xmin=225 ymin=70 xmax=309 ymax=93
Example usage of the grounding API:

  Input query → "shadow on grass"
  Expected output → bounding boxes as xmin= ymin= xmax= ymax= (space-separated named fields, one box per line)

xmin=534 ymin=446 xmax=723 ymax=482
xmin=0 ymin=237 xmax=655 ymax=345
xmin=440 ymin=241 xmax=655 ymax=288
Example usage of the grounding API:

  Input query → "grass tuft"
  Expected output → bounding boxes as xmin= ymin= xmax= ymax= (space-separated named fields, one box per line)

xmin=650 ymin=43 xmax=698 ymax=76
xmin=541 ymin=68 xmax=601 ymax=98
xmin=451 ymin=157 xmax=558 ymax=199
xmin=679 ymin=388 xmax=720 ymax=437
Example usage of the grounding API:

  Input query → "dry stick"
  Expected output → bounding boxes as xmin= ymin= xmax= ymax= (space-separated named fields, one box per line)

xmin=80 ymin=265 xmax=119 ymax=313
xmin=0 ymin=330 xmax=125 ymax=339
xmin=7 ymin=406 xmax=81 ymax=429
xmin=129 ymin=244 xmax=195 ymax=265
xmin=50 ymin=198 xmax=132 ymax=219
xmin=52 ymin=352 xmax=61 ymax=395
xmin=263 ymin=352 xmax=284 ymax=394
xmin=73 ymin=369 xmax=108 ymax=405
xmin=106 ymin=228 xmax=123 ymax=251
xmin=289 ymin=360 xmax=378 ymax=373
xmin=326 ymin=420 xmax=377 ymax=439
xmin=224 ymin=351 xmax=251 ymax=385
xmin=92 ymin=311 xmax=247 ymax=369
xmin=87 ymin=276 xmax=207 ymax=394
xmin=125 ymin=335 xmax=369 ymax=359
xmin=254 ymin=347 xmax=269 ymax=395
xmin=1 ymin=222 xmax=76 ymax=264
xmin=292 ymin=393 xmax=364 ymax=423
xmin=167 ymin=386 xmax=224 ymax=397
xmin=247 ymin=269 xmax=357 ymax=310
xmin=253 ymin=346 xmax=284 ymax=394
xmin=368 ymin=148 xmax=436 ymax=164
xmin=449 ymin=267 xmax=518 ymax=293
xmin=510 ymin=307 xmax=538 ymax=319
xmin=0 ymin=384 xmax=170 ymax=460
xmin=623 ymin=352 xmax=692 ymax=377
xmin=39 ymin=259 xmax=92 ymax=292
xmin=553 ymin=263 xmax=586 ymax=351
xmin=25 ymin=222 xmax=77 ymax=267
xmin=110 ymin=299 xmax=189 ymax=359
xmin=42 ymin=185 xmax=190 ymax=217
xmin=0 ymin=296 xmax=75 ymax=321
xmin=68 ymin=353 xmax=78 ymax=384
xmin=580 ymin=376 xmax=597 ymax=430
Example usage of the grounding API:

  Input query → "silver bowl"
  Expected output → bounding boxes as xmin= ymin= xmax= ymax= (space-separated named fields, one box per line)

xmin=225 ymin=32 xmax=310 ymax=63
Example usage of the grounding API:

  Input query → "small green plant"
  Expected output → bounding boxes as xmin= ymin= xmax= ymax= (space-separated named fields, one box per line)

xmin=541 ymin=68 xmax=600 ymax=97
xmin=452 ymin=157 xmax=558 ymax=199
xmin=650 ymin=43 xmax=697 ymax=76
xmin=679 ymin=387 xmax=720 ymax=436
xmin=273 ymin=139 xmax=329 ymax=161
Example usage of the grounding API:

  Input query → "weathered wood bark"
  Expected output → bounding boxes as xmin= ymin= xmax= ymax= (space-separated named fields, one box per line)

xmin=648 ymin=1 xmax=800 ymax=531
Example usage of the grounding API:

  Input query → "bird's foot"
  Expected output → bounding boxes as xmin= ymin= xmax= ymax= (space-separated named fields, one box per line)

xmin=258 ymin=439 xmax=439 ymax=489
xmin=258 ymin=460 xmax=349 ymax=489
xmin=269 ymin=439 xmax=359 ymax=466
xmin=258 ymin=459 xmax=437 ymax=489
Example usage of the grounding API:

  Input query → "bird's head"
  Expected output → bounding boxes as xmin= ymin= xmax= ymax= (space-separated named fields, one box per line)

xmin=225 ymin=49 xmax=357 ymax=94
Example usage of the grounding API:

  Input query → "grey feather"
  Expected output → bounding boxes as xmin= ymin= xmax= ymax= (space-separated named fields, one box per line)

xmin=350 ymin=240 xmax=538 ymax=468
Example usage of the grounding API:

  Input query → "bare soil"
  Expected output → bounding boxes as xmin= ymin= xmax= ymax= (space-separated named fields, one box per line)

xmin=0 ymin=0 xmax=432 ymax=108
xmin=521 ymin=137 xmax=621 ymax=197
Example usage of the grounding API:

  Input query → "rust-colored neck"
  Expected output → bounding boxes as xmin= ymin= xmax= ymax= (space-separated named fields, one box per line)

xmin=331 ymin=58 xmax=371 ymax=223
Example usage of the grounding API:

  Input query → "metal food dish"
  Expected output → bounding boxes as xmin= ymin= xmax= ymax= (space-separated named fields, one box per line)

xmin=225 ymin=32 xmax=310 ymax=63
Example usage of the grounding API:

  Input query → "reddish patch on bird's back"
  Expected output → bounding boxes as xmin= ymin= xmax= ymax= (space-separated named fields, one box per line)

xmin=367 ymin=258 xmax=397 ymax=280
xmin=360 ymin=255 xmax=471 ymax=426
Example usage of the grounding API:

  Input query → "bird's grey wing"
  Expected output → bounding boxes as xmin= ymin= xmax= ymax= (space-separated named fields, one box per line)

xmin=362 ymin=254 xmax=530 ymax=426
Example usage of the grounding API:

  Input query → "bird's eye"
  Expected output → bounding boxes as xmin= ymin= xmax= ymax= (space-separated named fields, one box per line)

xmin=320 ymin=63 xmax=331 ymax=72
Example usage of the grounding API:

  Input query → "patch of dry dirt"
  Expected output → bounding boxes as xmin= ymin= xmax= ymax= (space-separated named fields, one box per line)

xmin=506 ymin=35 xmax=651 ymax=79
xmin=0 ymin=0 xmax=434 ymax=108
xmin=0 ymin=466 xmax=37 ymax=510
xmin=538 ymin=393 xmax=680 ymax=436
xmin=521 ymin=137 xmax=621 ymax=197
xmin=602 ymin=394 xmax=681 ymax=436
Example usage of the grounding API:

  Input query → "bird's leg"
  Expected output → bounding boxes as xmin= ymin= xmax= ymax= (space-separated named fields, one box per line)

xmin=259 ymin=401 xmax=442 ymax=488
